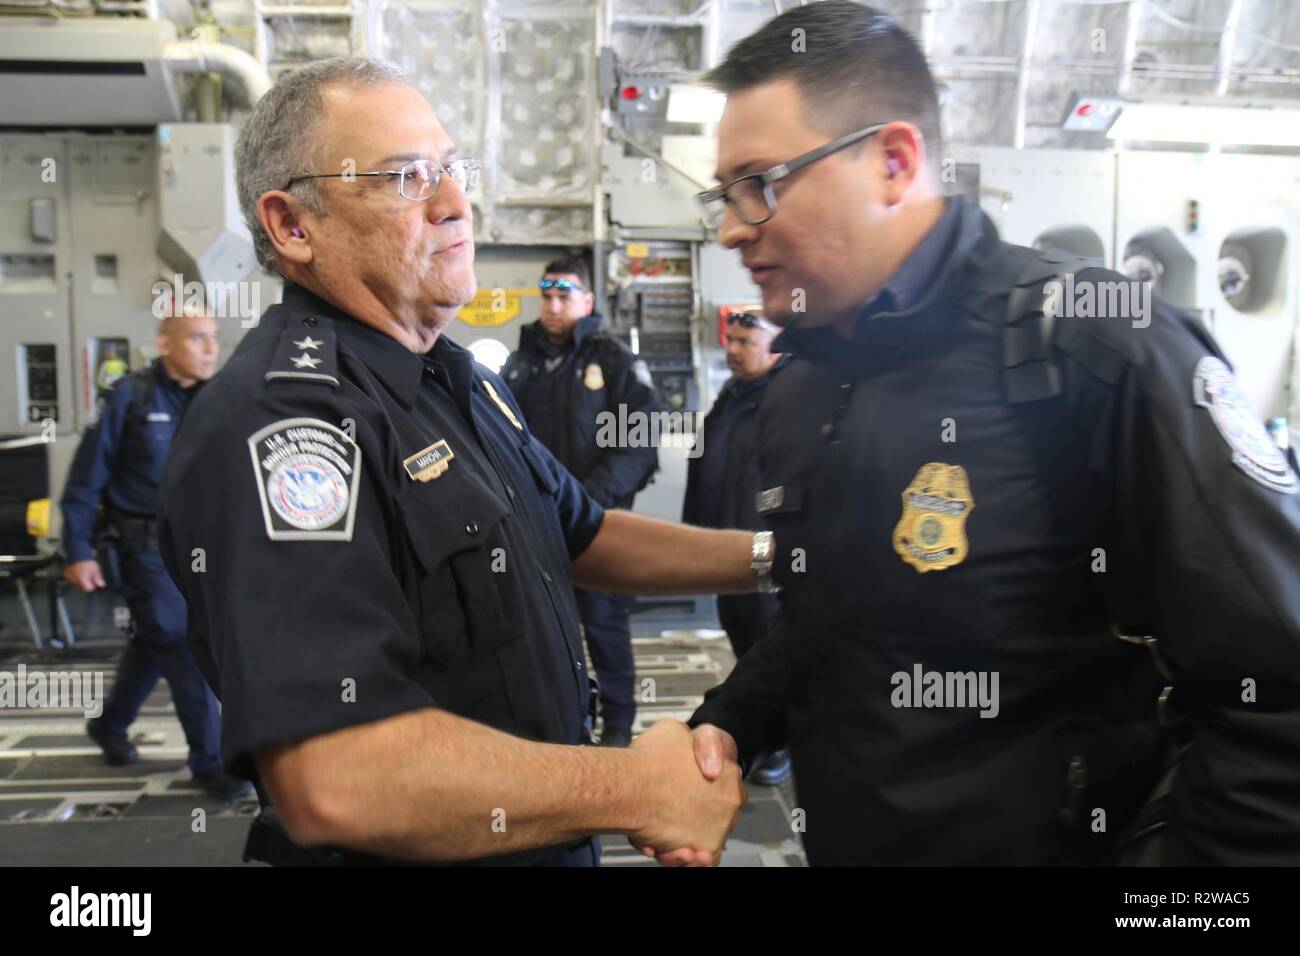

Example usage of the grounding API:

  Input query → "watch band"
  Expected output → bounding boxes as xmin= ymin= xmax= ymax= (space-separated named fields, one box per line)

xmin=751 ymin=530 xmax=778 ymax=593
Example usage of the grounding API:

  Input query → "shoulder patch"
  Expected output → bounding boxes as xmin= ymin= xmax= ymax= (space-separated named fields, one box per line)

xmin=265 ymin=325 xmax=339 ymax=387
xmin=1193 ymin=356 xmax=1297 ymax=494
xmin=248 ymin=418 xmax=362 ymax=540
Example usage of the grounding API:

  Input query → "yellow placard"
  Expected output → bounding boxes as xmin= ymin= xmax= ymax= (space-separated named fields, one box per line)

xmin=457 ymin=287 xmax=539 ymax=328
xmin=26 ymin=498 xmax=50 ymax=538
xmin=625 ymin=243 xmax=650 ymax=258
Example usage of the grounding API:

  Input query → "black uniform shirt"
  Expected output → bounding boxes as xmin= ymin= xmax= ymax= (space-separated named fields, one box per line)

xmin=159 ymin=284 xmax=604 ymax=792
xmin=61 ymin=362 xmax=197 ymax=561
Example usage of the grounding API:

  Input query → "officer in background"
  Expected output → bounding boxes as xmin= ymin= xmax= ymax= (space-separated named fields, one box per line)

xmin=95 ymin=344 xmax=128 ymax=395
xmin=682 ymin=310 xmax=790 ymax=784
xmin=501 ymin=259 xmax=661 ymax=748
xmin=159 ymin=58 xmax=753 ymax=867
xmin=668 ymin=2 xmax=1300 ymax=866
xmin=61 ymin=306 xmax=251 ymax=803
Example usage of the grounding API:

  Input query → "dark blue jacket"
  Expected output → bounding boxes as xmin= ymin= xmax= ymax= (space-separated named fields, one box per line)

xmin=60 ymin=361 xmax=197 ymax=562
xmin=691 ymin=196 xmax=1300 ymax=866
xmin=682 ymin=357 xmax=788 ymax=531
xmin=502 ymin=315 xmax=660 ymax=509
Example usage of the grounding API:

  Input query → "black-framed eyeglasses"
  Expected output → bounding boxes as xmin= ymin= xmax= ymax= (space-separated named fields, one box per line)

xmin=538 ymin=278 xmax=585 ymax=294
xmin=697 ymin=124 xmax=887 ymax=227
xmin=283 ymin=158 xmax=482 ymax=202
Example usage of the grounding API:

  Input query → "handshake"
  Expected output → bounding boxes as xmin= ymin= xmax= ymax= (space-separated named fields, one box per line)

xmin=624 ymin=720 xmax=747 ymax=867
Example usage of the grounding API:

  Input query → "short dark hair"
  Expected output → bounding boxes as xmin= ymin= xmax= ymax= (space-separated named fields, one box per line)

xmin=541 ymin=256 xmax=591 ymax=289
xmin=705 ymin=1 xmax=942 ymax=169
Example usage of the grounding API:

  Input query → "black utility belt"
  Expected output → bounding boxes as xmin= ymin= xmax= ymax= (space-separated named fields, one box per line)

xmin=114 ymin=536 xmax=160 ymax=556
xmin=106 ymin=511 xmax=158 ymax=538
xmin=102 ymin=512 xmax=159 ymax=556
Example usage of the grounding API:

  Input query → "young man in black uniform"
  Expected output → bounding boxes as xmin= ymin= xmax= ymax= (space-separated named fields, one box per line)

xmin=670 ymin=2 xmax=1300 ymax=866
xmin=682 ymin=310 xmax=790 ymax=784
xmin=158 ymin=58 xmax=765 ymax=866
xmin=501 ymin=258 xmax=660 ymax=748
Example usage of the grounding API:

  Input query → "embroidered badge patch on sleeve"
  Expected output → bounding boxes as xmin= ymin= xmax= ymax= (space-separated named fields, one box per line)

xmin=1193 ymin=356 xmax=1297 ymax=494
xmin=248 ymin=418 xmax=362 ymax=540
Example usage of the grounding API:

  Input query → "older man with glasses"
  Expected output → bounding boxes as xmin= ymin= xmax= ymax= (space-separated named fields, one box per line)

xmin=156 ymin=57 xmax=768 ymax=867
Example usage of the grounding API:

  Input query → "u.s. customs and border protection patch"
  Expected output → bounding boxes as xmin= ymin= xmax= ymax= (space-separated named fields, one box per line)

xmin=892 ymin=463 xmax=975 ymax=573
xmin=248 ymin=418 xmax=362 ymax=541
xmin=1193 ymin=356 xmax=1297 ymax=494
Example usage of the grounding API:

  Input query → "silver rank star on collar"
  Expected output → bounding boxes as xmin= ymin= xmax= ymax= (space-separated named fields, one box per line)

xmin=266 ymin=324 xmax=339 ymax=387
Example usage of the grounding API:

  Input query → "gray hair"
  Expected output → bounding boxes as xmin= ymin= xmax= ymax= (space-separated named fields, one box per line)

xmin=236 ymin=57 xmax=406 ymax=272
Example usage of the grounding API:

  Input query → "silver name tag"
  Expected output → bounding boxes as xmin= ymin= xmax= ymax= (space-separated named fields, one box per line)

xmin=755 ymin=485 xmax=785 ymax=514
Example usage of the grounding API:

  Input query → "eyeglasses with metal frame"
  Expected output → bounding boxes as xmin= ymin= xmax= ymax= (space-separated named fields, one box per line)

xmin=696 ymin=124 xmax=887 ymax=227
xmin=283 ymin=157 xmax=482 ymax=202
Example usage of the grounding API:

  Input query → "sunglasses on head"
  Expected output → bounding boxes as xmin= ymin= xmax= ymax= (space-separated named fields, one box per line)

xmin=726 ymin=312 xmax=763 ymax=328
xmin=539 ymin=279 xmax=584 ymax=293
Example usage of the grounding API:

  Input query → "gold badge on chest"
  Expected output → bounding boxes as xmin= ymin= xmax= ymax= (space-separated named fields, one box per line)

xmin=892 ymin=462 xmax=974 ymax=573
xmin=583 ymin=362 xmax=605 ymax=390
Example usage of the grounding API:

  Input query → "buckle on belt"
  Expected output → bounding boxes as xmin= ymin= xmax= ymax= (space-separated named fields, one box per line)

xmin=1112 ymin=626 xmax=1184 ymax=730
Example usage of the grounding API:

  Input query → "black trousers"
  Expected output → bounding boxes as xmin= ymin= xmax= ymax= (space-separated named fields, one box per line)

xmin=100 ymin=545 xmax=222 ymax=777
xmin=573 ymin=588 xmax=636 ymax=732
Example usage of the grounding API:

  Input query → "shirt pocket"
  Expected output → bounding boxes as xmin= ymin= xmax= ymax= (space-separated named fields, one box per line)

xmin=518 ymin=439 xmax=559 ymax=497
xmin=400 ymin=470 xmax=513 ymax=667
xmin=135 ymin=419 xmax=176 ymax=470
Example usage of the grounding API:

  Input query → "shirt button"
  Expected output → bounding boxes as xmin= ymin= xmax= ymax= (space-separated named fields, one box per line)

xmin=303 ymin=316 xmax=317 ymax=327
xmin=541 ymin=570 xmax=553 ymax=584
xmin=465 ymin=520 xmax=479 ymax=535
xmin=820 ymin=423 xmax=834 ymax=438
xmin=575 ymin=660 xmax=583 ymax=670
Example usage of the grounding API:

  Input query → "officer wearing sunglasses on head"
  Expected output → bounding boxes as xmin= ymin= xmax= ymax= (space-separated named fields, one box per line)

xmin=501 ymin=258 xmax=663 ymax=748
xmin=667 ymin=1 xmax=1300 ymax=868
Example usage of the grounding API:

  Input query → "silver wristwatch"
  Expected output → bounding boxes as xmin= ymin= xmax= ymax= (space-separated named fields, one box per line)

xmin=751 ymin=531 xmax=778 ymax=593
